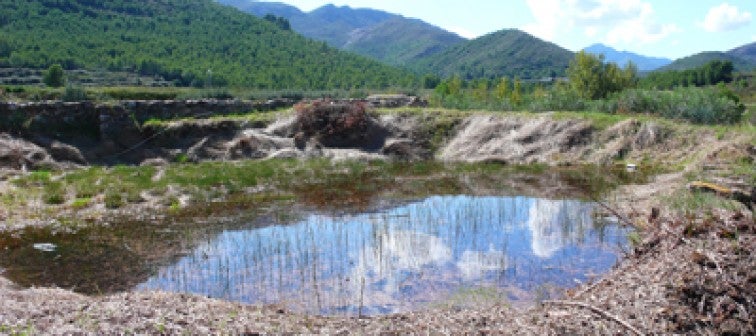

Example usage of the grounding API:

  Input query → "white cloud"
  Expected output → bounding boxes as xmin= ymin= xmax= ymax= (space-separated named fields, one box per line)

xmin=526 ymin=199 xmax=593 ymax=258
xmin=448 ymin=26 xmax=479 ymax=39
xmin=701 ymin=3 xmax=752 ymax=32
xmin=524 ymin=0 xmax=680 ymax=46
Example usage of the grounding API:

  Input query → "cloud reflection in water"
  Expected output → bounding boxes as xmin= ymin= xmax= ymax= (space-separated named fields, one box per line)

xmin=138 ymin=196 xmax=627 ymax=315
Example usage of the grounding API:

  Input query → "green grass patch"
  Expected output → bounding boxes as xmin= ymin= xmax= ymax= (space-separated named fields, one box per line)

xmin=71 ymin=197 xmax=92 ymax=209
xmin=42 ymin=182 xmax=66 ymax=205
xmin=13 ymin=171 xmax=52 ymax=187
xmin=104 ymin=190 xmax=125 ymax=209
xmin=5 ymin=158 xmax=668 ymax=218
xmin=663 ymin=189 xmax=742 ymax=215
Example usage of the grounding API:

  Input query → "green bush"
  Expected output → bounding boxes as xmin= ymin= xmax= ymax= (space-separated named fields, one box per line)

xmin=61 ymin=85 xmax=89 ymax=102
xmin=43 ymin=182 xmax=66 ymax=205
xmin=600 ymin=87 xmax=745 ymax=124
xmin=43 ymin=64 xmax=65 ymax=88
xmin=100 ymin=87 xmax=179 ymax=100
xmin=527 ymin=88 xmax=587 ymax=112
xmin=104 ymin=190 xmax=124 ymax=209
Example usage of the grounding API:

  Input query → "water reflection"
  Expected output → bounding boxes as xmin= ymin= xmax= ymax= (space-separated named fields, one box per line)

xmin=137 ymin=196 xmax=627 ymax=315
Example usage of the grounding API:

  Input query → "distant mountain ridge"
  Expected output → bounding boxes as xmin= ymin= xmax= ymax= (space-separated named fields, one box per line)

xmin=409 ymin=29 xmax=575 ymax=80
xmin=660 ymin=51 xmax=756 ymax=72
xmin=583 ymin=44 xmax=671 ymax=71
xmin=217 ymin=1 xmax=466 ymax=66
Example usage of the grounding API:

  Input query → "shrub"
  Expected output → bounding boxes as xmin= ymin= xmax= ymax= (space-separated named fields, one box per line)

xmin=61 ymin=85 xmax=88 ymax=102
xmin=104 ymin=190 xmax=124 ymax=209
xmin=293 ymin=101 xmax=373 ymax=148
xmin=43 ymin=64 xmax=65 ymax=87
xmin=600 ymin=87 xmax=745 ymax=124
xmin=43 ymin=182 xmax=66 ymax=205
xmin=528 ymin=88 xmax=587 ymax=112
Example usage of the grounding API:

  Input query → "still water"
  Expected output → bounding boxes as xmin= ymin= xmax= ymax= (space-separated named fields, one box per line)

xmin=137 ymin=195 xmax=627 ymax=315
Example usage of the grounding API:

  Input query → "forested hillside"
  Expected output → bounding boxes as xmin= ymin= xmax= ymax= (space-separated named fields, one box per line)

xmin=343 ymin=17 xmax=465 ymax=66
xmin=728 ymin=42 xmax=756 ymax=63
xmin=409 ymin=29 xmax=574 ymax=80
xmin=0 ymin=0 xmax=416 ymax=89
xmin=659 ymin=51 xmax=755 ymax=73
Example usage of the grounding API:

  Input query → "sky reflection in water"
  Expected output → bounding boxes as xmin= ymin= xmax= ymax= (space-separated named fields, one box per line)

xmin=138 ymin=195 xmax=627 ymax=315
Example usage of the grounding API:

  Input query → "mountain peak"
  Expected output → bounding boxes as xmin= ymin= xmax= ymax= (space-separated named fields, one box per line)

xmin=583 ymin=43 xmax=672 ymax=71
xmin=223 ymin=1 xmax=464 ymax=66
xmin=411 ymin=28 xmax=574 ymax=80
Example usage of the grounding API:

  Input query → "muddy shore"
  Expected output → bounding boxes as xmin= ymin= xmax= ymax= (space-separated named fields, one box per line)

xmin=0 ymin=107 xmax=754 ymax=334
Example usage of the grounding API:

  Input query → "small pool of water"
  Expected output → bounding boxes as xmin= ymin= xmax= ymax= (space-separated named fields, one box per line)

xmin=137 ymin=195 xmax=628 ymax=315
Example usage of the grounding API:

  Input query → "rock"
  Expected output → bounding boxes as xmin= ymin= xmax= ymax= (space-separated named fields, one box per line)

xmin=267 ymin=148 xmax=302 ymax=159
xmin=225 ymin=134 xmax=282 ymax=160
xmin=48 ymin=141 xmax=87 ymax=165
xmin=381 ymin=139 xmax=424 ymax=161
xmin=140 ymin=158 xmax=169 ymax=167
xmin=633 ymin=122 xmax=669 ymax=149
xmin=0 ymin=133 xmax=56 ymax=170
xmin=187 ymin=136 xmax=227 ymax=162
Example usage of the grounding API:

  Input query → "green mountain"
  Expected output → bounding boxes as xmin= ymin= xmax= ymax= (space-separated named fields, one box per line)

xmin=0 ymin=0 xmax=416 ymax=89
xmin=728 ymin=42 xmax=756 ymax=63
xmin=343 ymin=18 xmax=466 ymax=66
xmin=659 ymin=50 xmax=755 ymax=73
xmin=217 ymin=1 xmax=466 ymax=66
xmin=409 ymin=29 xmax=574 ymax=80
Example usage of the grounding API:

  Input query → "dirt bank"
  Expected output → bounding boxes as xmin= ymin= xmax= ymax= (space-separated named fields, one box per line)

xmin=1 ymin=106 xmax=751 ymax=169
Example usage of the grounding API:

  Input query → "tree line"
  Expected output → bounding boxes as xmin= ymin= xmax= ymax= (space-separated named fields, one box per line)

xmin=641 ymin=60 xmax=735 ymax=89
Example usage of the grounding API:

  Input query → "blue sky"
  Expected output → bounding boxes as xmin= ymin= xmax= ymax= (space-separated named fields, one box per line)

xmin=261 ymin=0 xmax=755 ymax=59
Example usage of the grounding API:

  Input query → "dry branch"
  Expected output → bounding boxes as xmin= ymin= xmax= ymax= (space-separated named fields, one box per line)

xmin=543 ymin=300 xmax=645 ymax=336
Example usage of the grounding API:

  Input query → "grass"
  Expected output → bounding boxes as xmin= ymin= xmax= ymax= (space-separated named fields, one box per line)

xmin=663 ymin=189 xmax=743 ymax=216
xmin=4 ymin=159 xmax=644 ymax=219
xmin=1 ymin=84 xmax=407 ymax=103
xmin=431 ymin=286 xmax=508 ymax=310
xmin=141 ymin=108 xmax=291 ymax=129
xmin=0 ymin=324 xmax=35 ymax=336
xmin=71 ymin=198 xmax=92 ymax=209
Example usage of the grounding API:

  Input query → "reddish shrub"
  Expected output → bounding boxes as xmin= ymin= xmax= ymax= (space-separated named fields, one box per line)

xmin=294 ymin=101 xmax=378 ymax=148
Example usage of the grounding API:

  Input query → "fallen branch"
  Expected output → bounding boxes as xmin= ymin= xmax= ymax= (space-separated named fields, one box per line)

xmin=543 ymin=300 xmax=645 ymax=336
xmin=591 ymin=198 xmax=635 ymax=227
xmin=571 ymin=278 xmax=606 ymax=299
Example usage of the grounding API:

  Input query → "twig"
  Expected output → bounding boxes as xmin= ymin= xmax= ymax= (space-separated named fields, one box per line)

xmin=106 ymin=127 xmax=169 ymax=159
xmin=358 ymin=276 xmax=366 ymax=319
xmin=543 ymin=300 xmax=645 ymax=336
xmin=591 ymin=197 xmax=635 ymax=227
xmin=571 ymin=278 xmax=606 ymax=299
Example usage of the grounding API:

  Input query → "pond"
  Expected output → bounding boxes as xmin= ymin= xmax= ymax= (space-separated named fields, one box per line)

xmin=0 ymin=163 xmax=638 ymax=316
xmin=136 ymin=195 xmax=627 ymax=315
